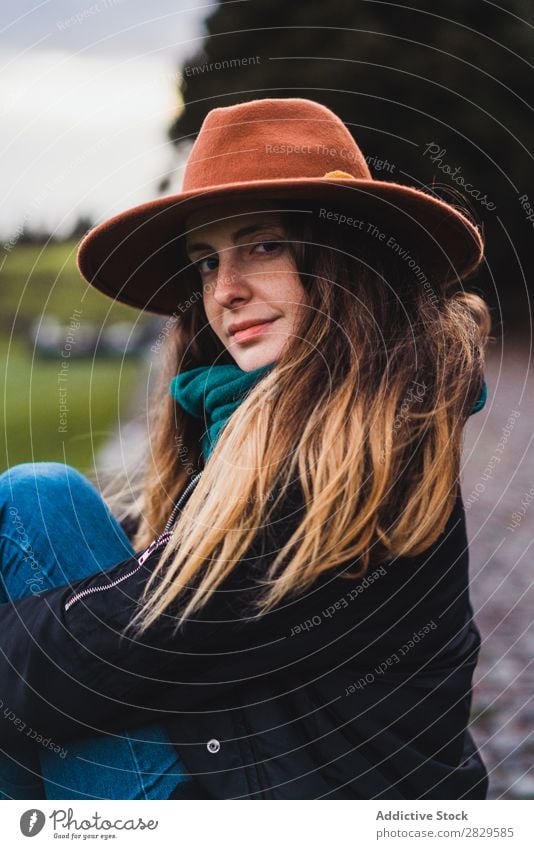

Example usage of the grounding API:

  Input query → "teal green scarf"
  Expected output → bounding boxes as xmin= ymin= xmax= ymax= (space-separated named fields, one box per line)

xmin=169 ymin=361 xmax=276 ymax=460
xmin=170 ymin=362 xmax=487 ymax=460
xmin=471 ymin=378 xmax=487 ymax=415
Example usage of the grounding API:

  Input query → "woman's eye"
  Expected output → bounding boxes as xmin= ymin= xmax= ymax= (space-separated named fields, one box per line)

xmin=254 ymin=240 xmax=282 ymax=254
xmin=195 ymin=256 xmax=218 ymax=274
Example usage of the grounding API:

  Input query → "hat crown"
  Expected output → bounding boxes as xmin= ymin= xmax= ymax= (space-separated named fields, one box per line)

xmin=182 ymin=98 xmax=372 ymax=191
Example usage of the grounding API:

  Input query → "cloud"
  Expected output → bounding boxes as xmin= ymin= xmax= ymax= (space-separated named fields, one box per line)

xmin=0 ymin=0 xmax=208 ymax=239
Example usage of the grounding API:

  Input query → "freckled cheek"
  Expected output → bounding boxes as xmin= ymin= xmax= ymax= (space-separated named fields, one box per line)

xmin=269 ymin=274 xmax=305 ymax=310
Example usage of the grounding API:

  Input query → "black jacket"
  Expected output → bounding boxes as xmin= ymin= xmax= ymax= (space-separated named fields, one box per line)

xmin=0 ymin=473 xmax=488 ymax=799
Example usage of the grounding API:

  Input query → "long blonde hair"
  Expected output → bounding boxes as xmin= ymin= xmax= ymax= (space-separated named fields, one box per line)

xmin=108 ymin=203 xmax=492 ymax=637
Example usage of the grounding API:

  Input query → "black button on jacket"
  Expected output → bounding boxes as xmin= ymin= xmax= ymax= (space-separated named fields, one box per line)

xmin=0 ymin=476 xmax=488 ymax=799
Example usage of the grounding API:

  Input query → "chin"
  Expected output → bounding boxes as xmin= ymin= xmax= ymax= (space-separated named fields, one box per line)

xmin=232 ymin=343 xmax=283 ymax=372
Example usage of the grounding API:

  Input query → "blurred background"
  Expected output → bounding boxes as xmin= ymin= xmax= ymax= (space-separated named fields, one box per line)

xmin=1 ymin=0 xmax=532 ymax=800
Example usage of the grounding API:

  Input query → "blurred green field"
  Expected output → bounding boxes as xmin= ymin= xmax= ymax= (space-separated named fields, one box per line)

xmin=1 ymin=239 xmax=149 ymax=325
xmin=1 ymin=240 xmax=150 ymax=474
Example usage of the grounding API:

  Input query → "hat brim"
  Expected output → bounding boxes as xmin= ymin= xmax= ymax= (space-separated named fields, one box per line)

xmin=77 ymin=176 xmax=484 ymax=316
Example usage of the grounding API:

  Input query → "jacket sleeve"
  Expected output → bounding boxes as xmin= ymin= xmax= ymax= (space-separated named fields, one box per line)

xmin=0 ymin=484 xmax=468 ymax=756
xmin=0 ymin=517 xmax=364 ymax=755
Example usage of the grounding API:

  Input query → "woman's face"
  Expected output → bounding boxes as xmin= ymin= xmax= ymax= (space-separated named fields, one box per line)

xmin=184 ymin=201 xmax=308 ymax=372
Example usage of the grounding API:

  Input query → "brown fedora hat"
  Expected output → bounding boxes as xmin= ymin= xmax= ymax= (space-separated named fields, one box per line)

xmin=77 ymin=97 xmax=485 ymax=316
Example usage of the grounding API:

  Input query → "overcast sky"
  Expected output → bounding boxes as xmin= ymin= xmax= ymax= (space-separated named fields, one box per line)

xmin=1 ymin=0 xmax=213 ymax=241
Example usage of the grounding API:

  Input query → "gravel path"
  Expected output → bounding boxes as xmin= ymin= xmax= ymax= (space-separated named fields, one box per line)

xmin=462 ymin=340 xmax=534 ymax=799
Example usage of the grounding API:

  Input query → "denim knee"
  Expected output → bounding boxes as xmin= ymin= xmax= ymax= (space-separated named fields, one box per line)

xmin=0 ymin=463 xmax=95 ymax=524
xmin=0 ymin=462 xmax=86 ymax=495
xmin=0 ymin=461 xmax=132 ymax=601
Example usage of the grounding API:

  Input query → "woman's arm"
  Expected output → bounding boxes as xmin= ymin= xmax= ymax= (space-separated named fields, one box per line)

xmin=0 ymin=526 xmax=358 ymax=755
xmin=0 ymin=484 xmax=470 ymax=756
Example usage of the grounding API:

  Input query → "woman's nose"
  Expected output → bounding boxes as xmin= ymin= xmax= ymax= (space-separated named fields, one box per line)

xmin=212 ymin=254 xmax=251 ymax=304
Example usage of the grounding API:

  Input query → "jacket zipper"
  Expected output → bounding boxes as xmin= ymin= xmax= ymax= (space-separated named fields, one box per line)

xmin=64 ymin=471 xmax=203 ymax=612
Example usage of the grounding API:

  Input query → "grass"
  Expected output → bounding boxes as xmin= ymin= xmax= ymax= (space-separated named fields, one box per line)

xmin=1 ymin=239 xmax=148 ymax=325
xmin=1 ymin=240 xmax=151 ymax=474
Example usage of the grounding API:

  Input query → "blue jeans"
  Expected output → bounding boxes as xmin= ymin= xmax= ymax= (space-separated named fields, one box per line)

xmin=0 ymin=462 xmax=192 ymax=800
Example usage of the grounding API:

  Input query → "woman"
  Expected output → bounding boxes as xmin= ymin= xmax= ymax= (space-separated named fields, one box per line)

xmin=0 ymin=98 xmax=491 ymax=800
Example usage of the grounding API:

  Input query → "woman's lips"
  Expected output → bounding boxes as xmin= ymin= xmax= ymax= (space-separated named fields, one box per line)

xmin=233 ymin=319 xmax=276 ymax=343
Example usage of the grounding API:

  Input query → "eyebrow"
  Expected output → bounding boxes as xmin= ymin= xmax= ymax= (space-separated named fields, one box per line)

xmin=185 ymin=222 xmax=283 ymax=256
